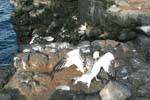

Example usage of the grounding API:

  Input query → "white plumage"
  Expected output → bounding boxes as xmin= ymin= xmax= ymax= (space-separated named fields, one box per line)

xmin=92 ymin=51 xmax=100 ymax=61
xmin=42 ymin=36 xmax=54 ymax=42
xmin=73 ymin=52 xmax=115 ymax=88
xmin=52 ymin=48 xmax=90 ymax=74
xmin=29 ymin=34 xmax=39 ymax=44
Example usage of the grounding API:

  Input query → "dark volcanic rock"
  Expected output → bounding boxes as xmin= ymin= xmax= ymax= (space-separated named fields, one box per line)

xmin=0 ymin=93 xmax=11 ymax=100
xmin=10 ymin=0 xmax=150 ymax=44
xmin=0 ymin=89 xmax=26 ymax=100
xmin=3 ymin=34 xmax=150 ymax=100
xmin=50 ymin=90 xmax=73 ymax=100
xmin=138 ymin=82 xmax=150 ymax=97
xmin=5 ymin=71 xmax=52 ymax=100
xmin=0 ymin=66 xmax=14 ymax=88
xmin=131 ymin=97 xmax=150 ymax=100
xmin=50 ymin=89 xmax=101 ymax=100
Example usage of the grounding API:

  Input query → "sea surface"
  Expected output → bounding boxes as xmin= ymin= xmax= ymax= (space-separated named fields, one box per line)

xmin=0 ymin=0 xmax=17 ymax=64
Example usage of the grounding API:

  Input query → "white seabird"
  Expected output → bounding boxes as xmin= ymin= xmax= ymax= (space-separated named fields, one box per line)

xmin=73 ymin=52 xmax=115 ymax=88
xmin=84 ymin=51 xmax=100 ymax=73
xmin=29 ymin=34 xmax=40 ymax=45
xmin=51 ymin=47 xmax=90 ymax=74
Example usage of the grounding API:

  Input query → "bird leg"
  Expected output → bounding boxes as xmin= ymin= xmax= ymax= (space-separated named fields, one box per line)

xmin=107 ymin=73 xmax=116 ymax=81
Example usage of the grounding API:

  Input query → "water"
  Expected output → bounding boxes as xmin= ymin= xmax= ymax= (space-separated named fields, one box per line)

xmin=0 ymin=0 xmax=17 ymax=64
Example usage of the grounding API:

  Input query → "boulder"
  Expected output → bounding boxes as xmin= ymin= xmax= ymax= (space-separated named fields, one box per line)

xmin=10 ymin=0 xmax=150 ymax=44
xmin=100 ymin=81 xmax=131 ymax=100
xmin=29 ymin=52 xmax=49 ymax=72
xmin=138 ymin=82 xmax=150 ymax=97
xmin=0 ymin=93 xmax=11 ymax=100
xmin=0 ymin=67 xmax=14 ymax=88
xmin=50 ymin=90 xmax=73 ymax=100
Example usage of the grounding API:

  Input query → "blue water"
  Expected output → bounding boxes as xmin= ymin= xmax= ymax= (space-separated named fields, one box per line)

xmin=0 ymin=0 xmax=17 ymax=64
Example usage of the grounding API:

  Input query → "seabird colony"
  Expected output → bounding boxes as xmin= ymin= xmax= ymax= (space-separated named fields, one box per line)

xmin=51 ymin=42 xmax=115 ymax=88
xmin=22 ymin=32 xmax=116 ymax=88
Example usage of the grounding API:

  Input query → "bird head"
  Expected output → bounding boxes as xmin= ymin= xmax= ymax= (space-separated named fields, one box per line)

xmin=80 ymin=46 xmax=90 ymax=53
xmin=93 ymin=51 xmax=100 ymax=60
xmin=105 ymin=52 xmax=115 ymax=62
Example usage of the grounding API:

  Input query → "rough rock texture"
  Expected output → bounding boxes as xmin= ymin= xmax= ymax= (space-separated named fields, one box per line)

xmin=51 ymin=89 xmax=101 ymax=100
xmin=10 ymin=0 xmax=150 ymax=44
xmin=0 ymin=38 xmax=150 ymax=100
xmin=29 ymin=52 xmax=49 ymax=71
xmin=5 ymin=0 xmax=150 ymax=100
xmin=2 ymin=39 xmax=149 ymax=100
xmin=138 ymin=82 xmax=150 ymax=98
xmin=0 ymin=93 xmax=11 ymax=100
xmin=0 ymin=66 xmax=15 ymax=88
xmin=100 ymin=81 xmax=131 ymax=100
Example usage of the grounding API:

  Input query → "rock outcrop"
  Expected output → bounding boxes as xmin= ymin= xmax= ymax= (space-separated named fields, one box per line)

xmin=10 ymin=0 xmax=150 ymax=44
xmin=100 ymin=81 xmax=131 ymax=100
xmin=0 ymin=39 xmax=149 ymax=99
xmin=1 ymin=0 xmax=150 ymax=100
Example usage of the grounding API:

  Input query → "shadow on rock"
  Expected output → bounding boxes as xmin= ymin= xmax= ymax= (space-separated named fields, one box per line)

xmin=50 ymin=89 xmax=101 ymax=100
xmin=0 ymin=88 xmax=26 ymax=100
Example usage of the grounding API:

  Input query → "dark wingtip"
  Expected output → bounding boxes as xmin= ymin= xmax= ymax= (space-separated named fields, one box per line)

xmin=50 ymin=58 xmax=67 ymax=80
xmin=55 ymin=60 xmax=65 ymax=71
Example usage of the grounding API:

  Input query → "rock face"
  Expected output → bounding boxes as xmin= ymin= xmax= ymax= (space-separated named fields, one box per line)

xmin=10 ymin=0 xmax=150 ymax=44
xmin=138 ymin=82 xmax=150 ymax=98
xmin=100 ymin=81 xmax=131 ymax=100
xmin=0 ymin=66 xmax=14 ymax=88
xmin=6 ymin=0 xmax=150 ymax=100
xmin=51 ymin=89 xmax=101 ymax=100
xmin=0 ymin=93 xmax=11 ymax=100
xmin=1 ymin=39 xmax=150 ymax=99
xmin=29 ymin=52 xmax=49 ymax=71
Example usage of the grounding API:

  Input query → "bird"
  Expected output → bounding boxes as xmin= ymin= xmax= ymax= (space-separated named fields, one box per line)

xmin=50 ymin=45 xmax=100 ymax=78
xmin=51 ymin=47 xmax=89 ymax=74
xmin=84 ymin=51 xmax=100 ymax=73
xmin=73 ymin=52 xmax=115 ymax=88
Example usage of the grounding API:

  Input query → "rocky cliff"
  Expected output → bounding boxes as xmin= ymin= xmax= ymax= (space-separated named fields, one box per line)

xmin=0 ymin=0 xmax=150 ymax=100
xmin=10 ymin=0 xmax=150 ymax=44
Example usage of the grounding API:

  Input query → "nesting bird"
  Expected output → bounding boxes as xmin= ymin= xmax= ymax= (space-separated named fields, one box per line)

xmin=73 ymin=52 xmax=115 ymax=88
